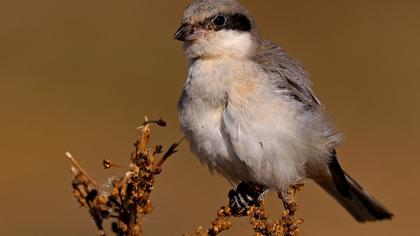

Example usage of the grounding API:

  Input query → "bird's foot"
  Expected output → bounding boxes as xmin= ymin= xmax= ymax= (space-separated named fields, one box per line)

xmin=228 ymin=182 xmax=269 ymax=216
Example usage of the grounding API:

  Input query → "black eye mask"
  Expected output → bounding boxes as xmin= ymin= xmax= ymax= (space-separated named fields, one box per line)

xmin=198 ymin=13 xmax=251 ymax=32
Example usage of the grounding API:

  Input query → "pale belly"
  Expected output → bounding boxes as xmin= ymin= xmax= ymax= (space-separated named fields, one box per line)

xmin=178 ymin=92 xmax=253 ymax=183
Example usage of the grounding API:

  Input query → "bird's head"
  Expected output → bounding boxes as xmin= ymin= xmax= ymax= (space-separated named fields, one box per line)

xmin=174 ymin=0 xmax=260 ymax=60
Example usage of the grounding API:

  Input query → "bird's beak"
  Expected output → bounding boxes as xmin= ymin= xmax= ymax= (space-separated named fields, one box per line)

xmin=174 ymin=24 xmax=192 ymax=41
xmin=174 ymin=24 xmax=205 ymax=42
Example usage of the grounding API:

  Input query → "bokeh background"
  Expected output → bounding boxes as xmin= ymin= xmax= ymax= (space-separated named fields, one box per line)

xmin=1 ymin=0 xmax=419 ymax=235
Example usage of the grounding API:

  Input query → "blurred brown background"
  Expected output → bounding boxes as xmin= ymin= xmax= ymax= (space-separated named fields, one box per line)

xmin=0 ymin=0 xmax=419 ymax=235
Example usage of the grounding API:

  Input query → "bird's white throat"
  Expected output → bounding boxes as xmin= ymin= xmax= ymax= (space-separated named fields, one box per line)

xmin=184 ymin=30 xmax=256 ymax=60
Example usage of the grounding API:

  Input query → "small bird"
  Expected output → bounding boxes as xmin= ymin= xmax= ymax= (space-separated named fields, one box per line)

xmin=175 ymin=0 xmax=393 ymax=222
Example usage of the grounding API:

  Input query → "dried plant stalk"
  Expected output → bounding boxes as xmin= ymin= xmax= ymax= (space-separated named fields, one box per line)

xmin=68 ymin=117 xmax=180 ymax=236
xmin=186 ymin=184 xmax=304 ymax=236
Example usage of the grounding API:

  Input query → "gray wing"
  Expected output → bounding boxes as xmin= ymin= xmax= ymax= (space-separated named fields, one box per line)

xmin=253 ymin=40 xmax=322 ymax=110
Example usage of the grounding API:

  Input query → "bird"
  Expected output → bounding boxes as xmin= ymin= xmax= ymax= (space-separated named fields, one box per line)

xmin=174 ymin=0 xmax=393 ymax=222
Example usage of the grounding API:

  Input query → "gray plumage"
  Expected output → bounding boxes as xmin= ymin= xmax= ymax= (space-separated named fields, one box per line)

xmin=175 ymin=0 xmax=393 ymax=222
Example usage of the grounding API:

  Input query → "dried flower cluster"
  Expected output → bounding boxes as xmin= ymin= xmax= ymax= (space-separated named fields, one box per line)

xmin=186 ymin=183 xmax=304 ymax=236
xmin=68 ymin=117 xmax=180 ymax=236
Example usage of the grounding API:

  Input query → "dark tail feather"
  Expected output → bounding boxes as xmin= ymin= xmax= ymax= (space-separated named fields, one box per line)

xmin=315 ymin=171 xmax=394 ymax=222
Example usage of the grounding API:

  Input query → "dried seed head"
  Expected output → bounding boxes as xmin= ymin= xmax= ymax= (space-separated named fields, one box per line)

xmin=96 ymin=194 xmax=108 ymax=205
xmin=156 ymin=118 xmax=167 ymax=127
xmin=154 ymin=145 xmax=164 ymax=153
xmin=103 ymin=159 xmax=112 ymax=169
xmin=69 ymin=117 xmax=181 ymax=236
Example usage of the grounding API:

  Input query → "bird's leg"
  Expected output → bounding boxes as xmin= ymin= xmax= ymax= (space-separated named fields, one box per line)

xmin=228 ymin=182 xmax=269 ymax=216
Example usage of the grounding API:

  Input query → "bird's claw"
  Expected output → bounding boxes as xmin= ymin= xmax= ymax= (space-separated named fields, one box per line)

xmin=228 ymin=182 xmax=269 ymax=216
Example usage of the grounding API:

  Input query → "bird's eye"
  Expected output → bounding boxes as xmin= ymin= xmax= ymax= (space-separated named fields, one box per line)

xmin=213 ymin=15 xmax=226 ymax=26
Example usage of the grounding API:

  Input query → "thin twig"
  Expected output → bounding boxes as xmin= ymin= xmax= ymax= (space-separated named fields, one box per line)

xmin=66 ymin=152 xmax=98 ymax=187
xmin=156 ymin=137 xmax=184 ymax=168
